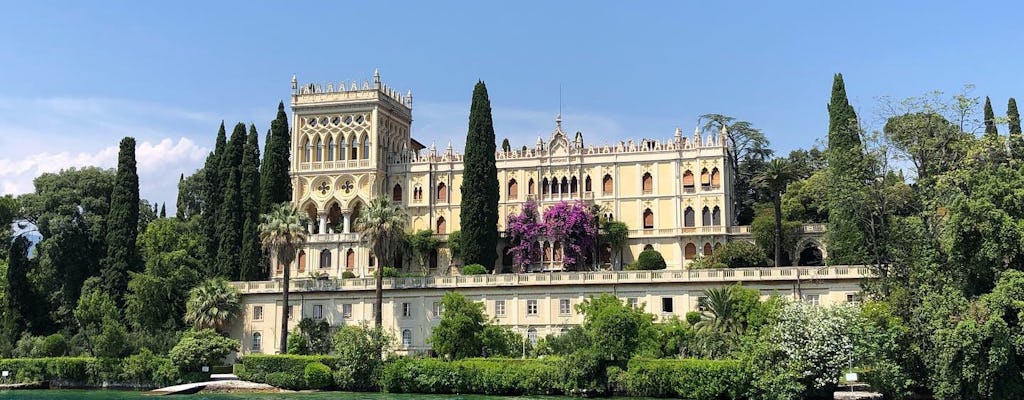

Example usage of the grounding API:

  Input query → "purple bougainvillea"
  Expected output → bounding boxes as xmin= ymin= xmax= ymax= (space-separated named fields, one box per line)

xmin=542 ymin=201 xmax=597 ymax=271
xmin=506 ymin=201 xmax=544 ymax=271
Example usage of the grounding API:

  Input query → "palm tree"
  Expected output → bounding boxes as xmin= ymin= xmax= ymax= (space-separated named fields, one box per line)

xmin=695 ymin=286 xmax=741 ymax=335
xmin=355 ymin=197 xmax=408 ymax=327
xmin=184 ymin=278 xmax=242 ymax=333
xmin=259 ymin=202 xmax=308 ymax=354
xmin=752 ymin=158 xmax=796 ymax=267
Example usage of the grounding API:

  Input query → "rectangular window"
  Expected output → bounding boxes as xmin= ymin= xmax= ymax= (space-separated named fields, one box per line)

xmin=628 ymin=298 xmax=638 ymax=309
xmin=804 ymin=294 xmax=820 ymax=305
xmin=402 ymin=302 xmax=411 ymax=318
xmin=527 ymin=299 xmax=538 ymax=315
xmin=662 ymin=297 xmax=674 ymax=313
xmin=559 ymin=299 xmax=571 ymax=315
xmin=252 ymin=332 xmax=261 ymax=351
xmin=312 ymin=304 xmax=323 ymax=320
xmin=288 ymin=305 xmax=295 ymax=321
xmin=432 ymin=302 xmax=442 ymax=317
xmin=253 ymin=306 xmax=263 ymax=321
xmin=846 ymin=294 xmax=856 ymax=303
xmin=342 ymin=304 xmax=352 ymax=319
xmin=495 ymin=300 xmax=506 ymax=317
xmin=697 ymin=296 xmax=709 ymax=312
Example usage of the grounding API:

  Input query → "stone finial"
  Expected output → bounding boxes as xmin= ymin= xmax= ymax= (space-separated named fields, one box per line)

xmin=291 ymin=74 xmax=297 ymax=91
xmin=719 ymin=125 xmax=729 ymax=147
xmin=674 ymin=127 xmax=682 ymax=142
xmin=536 ymin=135 xmax=544 ymax=150
xmin=693 ymin=125 xmax=702 ymax=146
xmin=406 ymin=90 xmax=413 ymax=107
xmin=555 ymin=113 xmax=563 ymax=130
xmin=373 ymin=68 xmax=381 ymax=88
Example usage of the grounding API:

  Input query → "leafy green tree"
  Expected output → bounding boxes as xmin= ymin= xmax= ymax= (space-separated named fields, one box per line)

xmin=576 ymin=294 xmax=653 ymax=361
xmin=459 ymin=81 xmax=499 ymax=271
xmin=127 ymin=217 xmax=204 ymax=334
xmin=355 ymin=198 xmax=407 ymax=327
xmin=780 ymin=170 xmax=828 ymax=223
xmin=630 ymin=249 xmax=666 ymax=270
xmin=700 ymin=114 xmax=773 ymax=224
xmin=184 ymin=278 xmax=241 ymax=333
xmin=1009 ymin=98 xmax=1023 ymax=161
xmin=202 ymin=123 xmax=227 ymax=271
xmin=600 ymin=220 xmax=629 ymax=269
xmin=259 ymin=202 xmax=308 ymax=354
xmin=535 ymin=326 xmax=589 ymax=356
xmin=168 ymin=328 xmax=239 ymax=371
xmin=239 ymin=125 xmax=263 ymax=281
xmin=825 ymin=73 xmax=871 ymax=265
xmin=710 ymin=241 xmax=771 ymax=268
xmin=4 ymin=236 xmax=38 ymax=338
xmin=752 ymin=158 xmax=796 ymax=267
xmin=479 ymin=324 xmax=522 ymax=357
xmin=408 ymin=229 xmax=438 ymax=271
xmin=447 ymin=230 xmax=462 ymax=265
xmin=101 ymin=137 xmax=141 ymax=304
xmin=75 ymin=282 xmax=129 ymax=358
xmin=332 ymin=323 xmax=394 ymax=391
xmin=636 ymin=316 xmax=696 ymax=358
xmin=176 ymin=170 xmax=204 ymax=221
xmin=428 ymin=292 xmax=486 ymax=359
xmin=294 ymin=317 xmax=331 ymax=355
xmin=751 ymin=206 xmax=799 ymax=265
xmin=215 ymin=123 xmax=246 ymax=279
xmin=260 ymin=102 xmax=293 ymax=213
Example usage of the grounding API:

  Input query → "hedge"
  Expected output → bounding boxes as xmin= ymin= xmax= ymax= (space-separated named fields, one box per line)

xmin=623 ymin=358 xmax=749 ymax=399
xmin=234 ymin=354 xmax=340 ymax=390
xmin=380 ymin=357 xmax=562 ymax=395
xmin=0 ymin=357 xmax=208 ymax=387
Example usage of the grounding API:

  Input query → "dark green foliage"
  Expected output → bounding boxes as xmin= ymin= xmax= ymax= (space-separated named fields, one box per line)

xmin=381 ymin=266 xmax=400 ymax=278
xmin=631 ymin=249 xmax=667 ymax=270
xmin=710 ymin=241 xmax=771 ymax=268
xmin=39 ymin=334 xmax=67 ymax=357
xmin=332 ymin=324 xmax=393 ymax=391
xmin=4 ymin=236 xmax=37 ymax=338
xmin=408 ymin=229 xmax=439 ymax=270
xmin=562 ymin=348 xmax=608 ymax=395
xmin=478 ymin=325 xmax=522 ymax=357
xmin=158 ymin=203 xmax=166 ymax=218
xmin=501 ymin=138 xmax=510 ymax=152
xmin=215 ymin=123 xmax=246 ymax=279
xmin=235 ymin=354 xmax=339 ymax=390
xmin=201 ymin=123 xmax=227 ymax=272
xmin=126 ymin=218 xmax=203 ymax=336
xmin=446 ymin=230 xmax=462 ymax=261
xmin=534 ymin=326 xmax=589 ymax=356
xmin=295 ymin=318 xmax=332 ymax=355
xmin=341 ymin=271 xmax=356 ymax=279
xmin=167 ymin=328 xmax=238 ymax=371
xmin=286 ymin=328 xmax=310 ymax=355
xmin=176 ymin=170 xmax=203 ymax=221
xmin=459 ymin=81 xmax=500 ymax=271
xmin=74 ymin=284 xmax=129 ymax=358
xmin=983 ymin=96 xmax=998 ymax=138
xmin=429 ymin=292 xmax=486 ymax=359
xmin=825 ymin=73 xmax=871 ymax=265
xmin=240 ymin=125 xmax=263 ymax=280
xmin=260 ymin=102 xmax=293 ymax=213
xmin=304 ymin=361 xmax=333 ymax=389
xmin=101 ymin=137 xmax=141 ymax=304
xmin=577 ymin=294 xmax=653 ymax=361
xmin=1008 ymin=98 xmax=1023 ymax=161
xmin=623 ymin=358 xmax=748 ymax=399
xmin=461 ymin=264 xmax=487 ymax=275
xmin=379 ymin=357 xmax=563 ymax=395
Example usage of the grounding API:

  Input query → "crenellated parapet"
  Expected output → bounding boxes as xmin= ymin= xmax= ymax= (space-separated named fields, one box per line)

xmin=291 ymin=69 xmax=412 ymax=111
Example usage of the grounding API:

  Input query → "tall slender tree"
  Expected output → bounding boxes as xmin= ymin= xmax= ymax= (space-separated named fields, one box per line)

xmin=825 ymin=74 xmax=870 ymax=265
xmin=239 ymin=125 xmax=263 ymax=280
xmin=260 ymin=102 xmax=292 ymax=213
xmin=752 ymin=158 xmax=796 ymax=267
xmin=202 ymin=123 xmax=227 ymax=272
xmin=101 ymin=137 xmax=141 ymax=304
xmin=216 ymin=123 xmax=246 ymax=279
xmin=1008 ymin=98 xmax=1023 ymax=161
xmin=355 ymin=198 xmax=407 ymax=328
xmin=159 ymin=203 xmax=166 ymax=218
xmin=459 ymin=81 xmax=499 ymax=271
xmin=259 ymin=203 xmax=308 ymax=354
xmin=176 ymin=174 xmax=187 ymax=219
xmin=983 ymin=96 xmax=998 ymax=138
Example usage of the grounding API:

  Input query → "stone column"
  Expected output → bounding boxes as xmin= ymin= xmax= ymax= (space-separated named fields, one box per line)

xmin=318 ymin=213 xmax=327 ymax=235
xmin=343 ymin=213 xmax=351 ymax=234
xmin=307 ymin=221 xmax=314 ymax=234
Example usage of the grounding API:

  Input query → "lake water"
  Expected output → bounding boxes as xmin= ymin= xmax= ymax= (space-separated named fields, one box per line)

xmin=0 ymin=390 xmax=647 ymax=400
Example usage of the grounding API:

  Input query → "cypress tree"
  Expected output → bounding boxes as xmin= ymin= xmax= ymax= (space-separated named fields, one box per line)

xmin=216 ymin=123 xmax=246 ymax=279
xmin=239 ymin=124 xmax=263 ymax=280
xmin=824 ymin=74 xmax=870 ymax=265
xmin=260 ymin=102 xmax=292 ymax=213
xmin=984 ymin=96 xmax=998 ymax=138
xmin=459 ymin=81 xmax=499 ymax=271
xmin=4 ymin=236 xmax=31 ymax=339
xmin=202 ymin=123 xmax=227 ymax=273
xmin=101 ymin=136 xmax=141 ymax=304
xmin=176 ymin=173 xmax=186 ymax=219
xmin=1008 ymin=98 xmax=1023 ymax=161
xmin=159 ymin=203 xmax=166 ymax=218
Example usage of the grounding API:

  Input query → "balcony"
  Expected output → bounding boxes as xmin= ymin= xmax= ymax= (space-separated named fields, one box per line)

xmin=231 ymin=266 xmax=873 ymax=294
xmin=307 ymin=232 xmax=361 ymax=243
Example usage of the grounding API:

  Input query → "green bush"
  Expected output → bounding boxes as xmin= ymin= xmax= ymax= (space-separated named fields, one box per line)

xmin=286 ymin=328 xmax=310 ymax=355
xmin=380 ymin=357 xmax=562 ymax=395
xmin=462 ymin=264 xmax=487 ymax=275
xmin=121 ymin=349 xmax=176 ymax=386
xmin=341 ymin=271 xmax=356 ymax=279
xmin=168 ymin=329 xmax=238 ymax=372
xmin=685 ymin=311 xmax=702 ymax=326
xmin=562 ymin=349 xmax=608 ymax=395
xmin=0 ymin=357 xmax=203 ymax=386
xmin=236 ymin=354 xmax=339 ymax=390
xmin=40 ymin=334 xmax=68 ymax=357
xmin=381 ymin=266 xmax=400 ymax=277
xmin=304 ymin=362 xmax=333 ymax=390
xmin=623 ymin=358 xmax=749 ymax=399
xmin=633 ymin=250 xmax=667 ymax=270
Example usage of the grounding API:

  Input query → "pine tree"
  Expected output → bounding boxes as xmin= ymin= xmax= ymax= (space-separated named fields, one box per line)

xmin=260 ymin=102 xmax=292 ymax=213
xmin=984 ymin=96 xmax=998 ymax=138
xmin=216 ymin=123 xmax=246 ymax=279
xmin=239 ymin=124 xmax=263 ymax=280
xmin=176 ymin=173 xmax=186 ymax=219
xmin=1008 ymin=98 xmax=1023 ymax=161
xmin=202 ymin=123 xmax=227 ymax=273
xmin=825 ymin=74 xmax=870 ymax=265
xmin=101 ymin=136 xmax=141 ymax=304
xmin=459 ymin=81 xmax=499 ymax=271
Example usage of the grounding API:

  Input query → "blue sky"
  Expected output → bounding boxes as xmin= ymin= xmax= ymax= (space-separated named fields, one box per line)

xmin=2 ymin=1 xmax=1022 ymax=208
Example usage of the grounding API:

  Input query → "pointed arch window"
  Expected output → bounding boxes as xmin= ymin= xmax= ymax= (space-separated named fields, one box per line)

xmin=436 ymin=216 xmax=447 ymax=234
xmin=437 ymin=182 xmax=448 ymax=202
xmin=508 ymin=178 xmax=518 ymax=200
xmin=684 ymin=243 xmax=697 ymax=260
xmin=297 ymin=250 xmax=306 ymax=273
xmin=303 ymin=138 xmax=312 ymax=162
xmin=682 ymin=170 xmax=695 ymax=190
xmin=553 ymin=241 xmax=563 ymax=261
xmin=702 ymin=206 xmax=711 ymax=226
xmin=542 ymin=178 xmax=549 ymax=195
xmin=350 ymin=134 xmax=359 ymax=160
xmin=528 ymin=178 xmax=535 ymax=195
xmin=642 ymin=172 xmax=653 ymax=194
xmin=712 ymin=206 xmax=721 ymax=225
xmin=710 ymin=168 xmax=721 ymax=187
xmin=413 ymin=186 xmax=422 ymax=202
xmin=327 ymin=137 xmax=335 ymax=161
xmin=319 ymin=249 xmax=331 ymax=269
xmin=560 ymin=177 xmax=568 ymax=194
xmin=345 ymin=248 xmax=355 ymax=270
xmin=543 ymin=241 xmax=552 ymax=262
xmin=643 ymin=208 xmax=654 ymax=229
xmin=585 ymin=176 xmax=592 ymax=192
xmin=703 ymin=242 xmax=713 ymax=256
xmin=700 ymin=168 xmax=711 ymax=187
xmin=570 ymin=176 xmax=578 ymax=195
xmin=339 ymin=137 xmax=346 ymax=160
xmin=602 ymin=174 xmax=613 ymax=195
xmin=362 ymin=134 xmax=371 ymax=160
xmin=684 ymin=207 xmax=695 ymax=227
xmin=393 ymin=184 xmax=403 ymax=202
xmin=314 ymin=137 xmax=323 ymax=161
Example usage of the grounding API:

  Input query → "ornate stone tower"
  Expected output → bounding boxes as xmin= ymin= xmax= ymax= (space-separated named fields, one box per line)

xmin=289 ymin=70 xmax=413 ymax=236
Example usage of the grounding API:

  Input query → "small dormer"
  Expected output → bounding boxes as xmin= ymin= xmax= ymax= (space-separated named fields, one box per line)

xmin=548 ymin=114 xmax=571 ymax=155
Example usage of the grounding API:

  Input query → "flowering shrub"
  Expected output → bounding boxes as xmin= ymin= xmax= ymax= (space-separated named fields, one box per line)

xmin=505 ymin=201 xmax=544 ymax=270
xmin=772 ymin=302 xmax=857 ymax=391
xmin=542 ymin=201 xmax=597 ymax=270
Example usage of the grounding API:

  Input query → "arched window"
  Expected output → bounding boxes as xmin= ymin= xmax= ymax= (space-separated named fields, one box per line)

xmin=570 ymin=176 xmax=578 ymax=195
xmin=350 ymin=134 xmax=358 ymax=160
xmin=319 ymin=249 xmax=331 ymax=269
xmin=508 ymin=179 xmax=518 ymax=199
xmin=560 ymin=177 xmax=569 ymax=194
xmin=339 ymin=136 xmax=346 ymax=160
xmin=700 ymin=168 xmax=710 ymax=186
xmin=603 ymin=174 xmax=613 ymax=194
xmin=642 ymin=172 xmax=653 ymax=193
xmin=527 ymin=328 xmax=538 ymax=345
xmin=429 ymin=249 xmax=439 ymax=269
xmin=703 ymin=243 xmax=713 ymax=256
xmin=553 ymin=241 xmax=563 ymax=261
xmin=297 ymin=250 xmax=306 ymax=273
xmin=643 ymin=209 xmax=654 ymax=229
xmin=303 ymin=138 xmax=312 ymax=162
xmin=542 ymin=178 xmax=549 ymax=195
xmin=712 ymin=206 xmax=721 ymax=225
xmin=702 ymin=206 xmax=711 ymax=226
xmin=436 ymin=216 xmax=447 ymax=234
xmin=402 ymin=329 xmax=412 ymax=347
xmin=684 ymin=207 xmax=695 ymax=227
xmin=252 ymin=332 xmax=262 ymax=351
xmin=684 ymin=243 xmax=697 ymax=260
xmin=585 ymin=176 xmax=592 ymax=192
xmin=314 ymin=137 xmax=323 ymax=161
xmin=528 ymin=178 xmax=535 ymax=195
xmin=437 ymin=182 xmax=448 ymax=202
xmin=392 ymin=184 xmax=403 ymax=202
xmin=369 ymin=252 xmax=376 ymax=268
xmin=710 ymin=168 xmax=721 ymax=187
xmin=682 ymin=170 xmax=695 ymax=188
xmin=543 ymin=241 xmax=551 ymax=262
xmin=413 ymin=186 xmax=422 ymax=201
xmin=361 ymin=134 xmax=371 ymax=160
xmin=345 ymin=249 xmax=355 ymax=270
xmin=327 ymin=137 xmax=335 ymax=161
